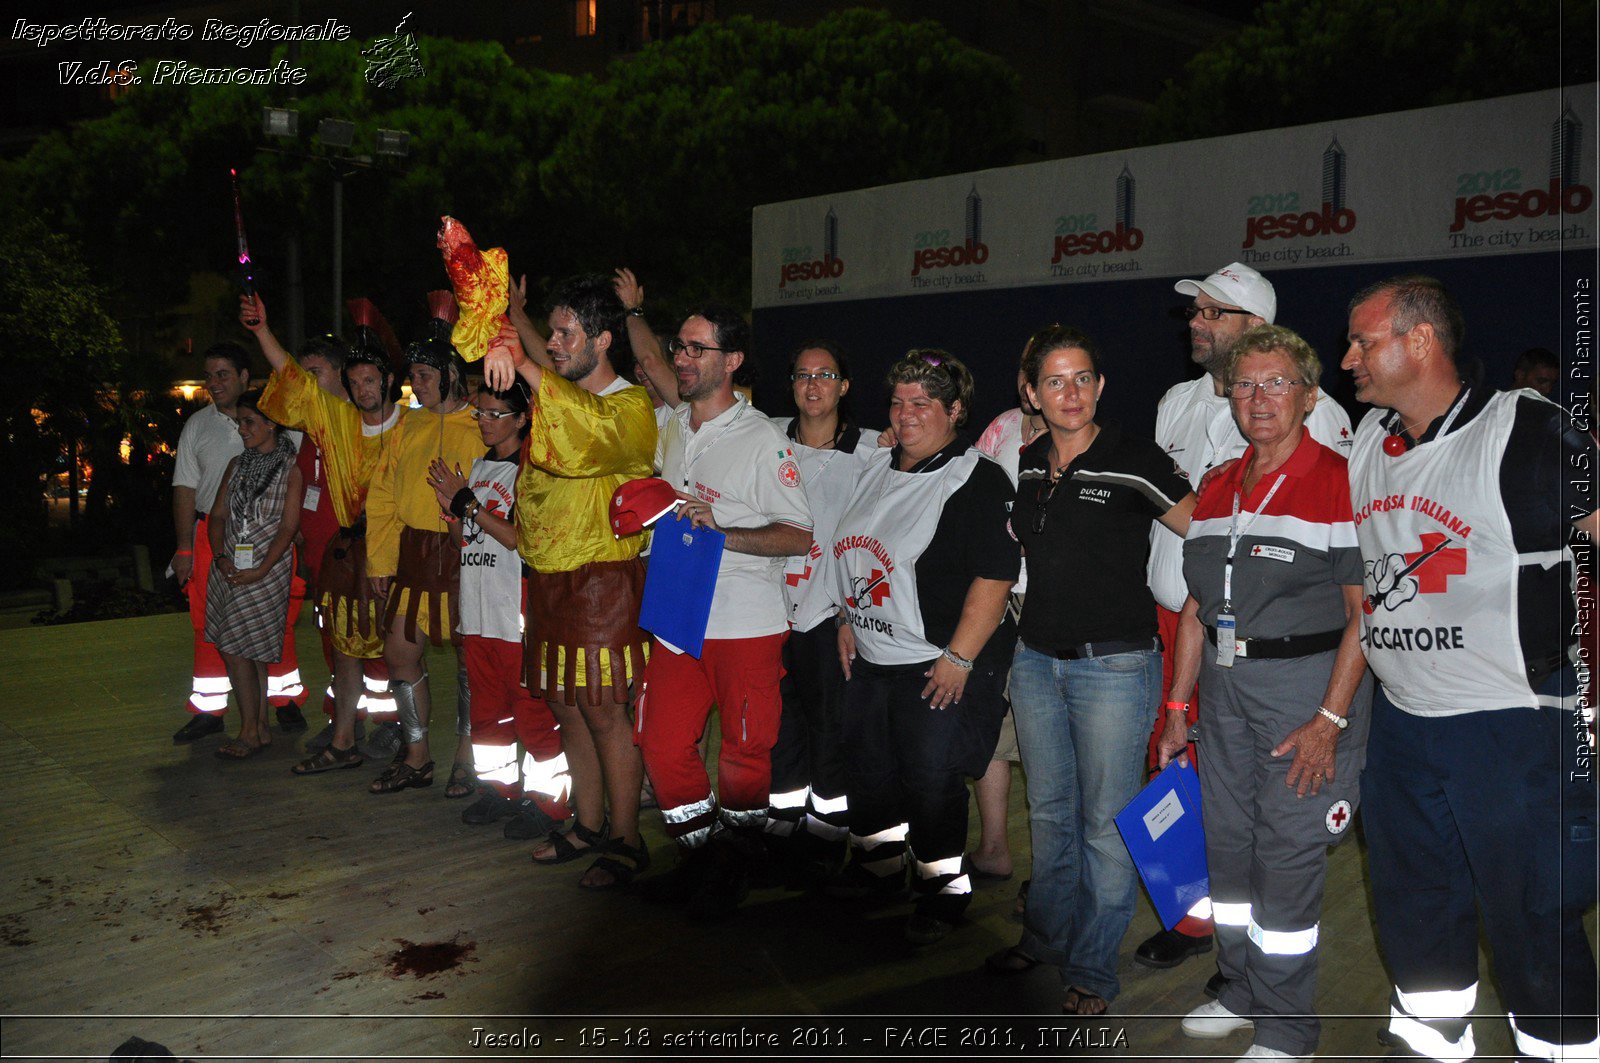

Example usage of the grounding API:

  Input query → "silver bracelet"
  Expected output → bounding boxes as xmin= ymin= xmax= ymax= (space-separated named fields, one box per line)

xmin=1315 ymin=705 xmax=1349 ymax=730
xmin=942 ymin=647 xmax=973 ymax=671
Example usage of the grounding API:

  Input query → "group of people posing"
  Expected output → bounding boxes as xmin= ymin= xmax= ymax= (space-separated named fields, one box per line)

xmin=166 ymin=257 xmax=1596 ymax=1063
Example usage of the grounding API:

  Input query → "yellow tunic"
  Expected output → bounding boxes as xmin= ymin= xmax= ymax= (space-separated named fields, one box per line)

xmin=258 ymin=357 xmax=399 ymax=527
xmin=367 ymin=403 xmax=482 ymax=578
xmin=516 ymin=370 xmax=656 ymax=574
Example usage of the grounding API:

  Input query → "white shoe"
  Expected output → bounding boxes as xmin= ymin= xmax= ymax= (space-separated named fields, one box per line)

xmin=1233 ymin=1045 xmax=1310 ymax=1061
xmin=1182 ymin=998 xmax=1255 ymax=1039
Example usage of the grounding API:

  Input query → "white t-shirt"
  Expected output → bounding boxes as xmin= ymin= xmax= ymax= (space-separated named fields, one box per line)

xmin=173 ymin=404 xmax=303 ymax=515
xmin=1146 ymin=375 xmax=1353 ymax=611
xmin=771 ymin=418 xmax=881 ymax=632
xmin=456 ymin=453 xmax=523 ymax=643
xmin=173 ymin=405 xmax=245 ymax=515
xmin=657 ymin=397 xmax=814 ymax=639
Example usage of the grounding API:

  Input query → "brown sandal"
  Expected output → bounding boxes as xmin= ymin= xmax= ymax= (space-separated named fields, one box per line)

xmin=214 ymin=738 xmax=260 ymax=760
xmin=369 ymin=760 xmax=434 ymax=794
xmin=292 ymin=744 xmax=364 ymax=775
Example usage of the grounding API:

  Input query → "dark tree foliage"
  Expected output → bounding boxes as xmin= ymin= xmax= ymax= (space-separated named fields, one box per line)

xmin=1143 ymin=0 xmax=1596 ymax=144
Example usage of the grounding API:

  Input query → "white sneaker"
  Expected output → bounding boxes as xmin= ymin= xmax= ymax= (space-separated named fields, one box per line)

xmin=1233 ymin=1045 xmax=1309 ymax=1061
xmin=1182 ymin=998 xmax=1255 ymax=1039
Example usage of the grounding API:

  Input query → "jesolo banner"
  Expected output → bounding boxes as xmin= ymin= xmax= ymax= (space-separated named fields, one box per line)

xmin=753 ymin=85 xmax=1598 ymax=309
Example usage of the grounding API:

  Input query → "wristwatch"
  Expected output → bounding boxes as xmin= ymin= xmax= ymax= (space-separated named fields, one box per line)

xmin=626 ymin=306 xmax=645 ymax=318
xmin=1315 ymin=705 xmax=1349 ymax=730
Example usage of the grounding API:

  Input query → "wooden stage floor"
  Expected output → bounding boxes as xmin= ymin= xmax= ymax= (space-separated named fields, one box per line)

xmin=0 ymin=612 xmax=1583 ymax=1060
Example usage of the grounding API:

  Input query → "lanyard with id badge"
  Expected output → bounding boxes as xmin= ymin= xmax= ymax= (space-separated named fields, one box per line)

xmin=1216 ymin=473 xmax=1285 ymax=667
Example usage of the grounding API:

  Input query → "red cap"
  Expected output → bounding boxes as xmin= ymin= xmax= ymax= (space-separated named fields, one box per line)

xmin=609 ymin=477 xmax=680 ymax=538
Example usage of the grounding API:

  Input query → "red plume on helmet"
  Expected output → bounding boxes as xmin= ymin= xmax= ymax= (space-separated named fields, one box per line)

xmin=427 ymin=290 xmax=459 ymax=344
xmin=346 ymin=297 xmax=406 ymax=376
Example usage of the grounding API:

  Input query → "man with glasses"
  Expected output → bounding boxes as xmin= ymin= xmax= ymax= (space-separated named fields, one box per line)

xmin=1137 ymin=263 xmax=1352 ymax=978
xmin=637 ymin=307 xmax=814 ymax=921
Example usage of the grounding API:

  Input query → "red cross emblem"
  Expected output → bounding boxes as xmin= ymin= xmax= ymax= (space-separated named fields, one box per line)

xmin=1402 ymin=532 xmax=1469 ymax=594
xmin=1325 ymin=799 xmax=1352 ymax=835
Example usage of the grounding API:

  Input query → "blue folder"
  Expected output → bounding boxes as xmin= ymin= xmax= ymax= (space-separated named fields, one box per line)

xmin=1114 ymin=758 xmax=1210 ymax=930
xmin=638 ymin=511 xmax=725 ymax=658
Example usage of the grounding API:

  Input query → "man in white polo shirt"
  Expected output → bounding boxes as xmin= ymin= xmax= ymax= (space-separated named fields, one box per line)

xmin=639 ymin=306 xmax=813 ymax=921
xmin=170 ymin=342 xmax=305 ymax=744
xmin=1137 ymin=263 xmax=1352 ymax=973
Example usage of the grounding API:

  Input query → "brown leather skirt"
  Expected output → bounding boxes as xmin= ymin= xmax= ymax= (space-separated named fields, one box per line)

xmin=318 ymin=528 xmax=386 ymax=659
xmin=524 ymin=558 xmax=649 ymax=705
xmin=383 ymin=526 xmax=461 ymax=647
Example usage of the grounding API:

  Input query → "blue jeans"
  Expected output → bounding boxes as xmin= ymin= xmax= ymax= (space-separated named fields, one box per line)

xmin=1009 ymin=641 xmax=1161 ymax=1002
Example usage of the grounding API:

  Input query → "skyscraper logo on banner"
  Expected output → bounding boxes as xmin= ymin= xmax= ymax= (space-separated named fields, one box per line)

xmin=1241 ymin=136 xmax=1358 ymax=263
xmin=910 ymin=185 xmax=990 ymax=287
xmin=1049 ymin=164 xmax=1146 ymax=279
xmin=776 ymin=206 xmax=846 ymax=300
xmin=1446 ymin=104 xmax=1592 ymax=249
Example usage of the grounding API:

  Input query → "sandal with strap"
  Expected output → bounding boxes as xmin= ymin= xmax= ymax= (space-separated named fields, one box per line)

xmin=369 ymin=760 xmax=434 ymax=794
xmin=580 ymin=838 xmax=651 ymax=891
xmin=444 ymin=761 xmax=477 ymax=800
xmin=291 ymin=744 xmax=364 ymax=775
xmin=1062 ymin=986 xmax=1109 ymax=1016
xmin=214 ymin=738 xmax=260 ymax=760
xmin=531 ymin=819 xmax=608 ymax=866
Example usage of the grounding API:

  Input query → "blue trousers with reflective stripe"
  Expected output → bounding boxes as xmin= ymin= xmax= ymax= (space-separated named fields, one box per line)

xmin=1362 ymin=667 xmax=1598 ymax=1056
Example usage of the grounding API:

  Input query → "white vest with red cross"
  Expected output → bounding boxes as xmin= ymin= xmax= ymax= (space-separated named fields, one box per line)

xmin=830 ymin=447 xmax=979 ymax=667
xmin=1349 ymin=391 xmax=1565 ymax=716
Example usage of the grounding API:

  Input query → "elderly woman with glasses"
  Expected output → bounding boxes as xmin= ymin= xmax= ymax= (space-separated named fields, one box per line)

xmin=826 ymin=350 xmax=1020 ymax=945
xmin=1155 ymin=325 xmax=1371 ymax=1063
xmin=986 ymin=326 xmax=1195 ymax=1016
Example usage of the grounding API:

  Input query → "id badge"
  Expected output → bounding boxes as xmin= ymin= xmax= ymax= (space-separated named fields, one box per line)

xmin=303 ymin=485 xmax=322 ymax=512
xmin=233 ymin=542 xmax=256 ymax=570
xmin=1215 ymin=611 xmax=1237 ymax=668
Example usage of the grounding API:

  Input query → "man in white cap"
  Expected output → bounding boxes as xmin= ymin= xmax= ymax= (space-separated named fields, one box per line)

xmin=1136 ymin=262 xmax=1353 ymax=981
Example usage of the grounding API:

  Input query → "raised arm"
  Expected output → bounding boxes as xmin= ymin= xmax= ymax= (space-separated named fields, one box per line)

xmin=614 ymin=268 xmax=679 ymax=407
xmin=239 ymin=293 xmax=292 ymax=373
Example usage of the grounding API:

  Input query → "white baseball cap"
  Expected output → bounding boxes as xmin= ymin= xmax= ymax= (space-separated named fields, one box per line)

xmin=1174 ymin=262 xmax=1276 ymax=324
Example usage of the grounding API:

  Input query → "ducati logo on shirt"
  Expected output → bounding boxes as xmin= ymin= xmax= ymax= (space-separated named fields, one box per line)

xmin=1362 ymin=532 xmax=1468 ymax=614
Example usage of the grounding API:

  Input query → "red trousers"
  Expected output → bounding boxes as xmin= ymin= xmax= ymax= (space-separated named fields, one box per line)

xmin=186 ymin=515 xmax=304 ymax=714
xmin=465 ymin=634 xmax=568 ymax=817
xmin=636 ymin=633 xmax=786 ymax=846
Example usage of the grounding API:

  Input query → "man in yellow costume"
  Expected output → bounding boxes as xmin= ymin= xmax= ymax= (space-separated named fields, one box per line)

xmin=487 ymin=272 xmax=656 ymax=890
xmin=243 ymin=293 xmax=405 ymax=772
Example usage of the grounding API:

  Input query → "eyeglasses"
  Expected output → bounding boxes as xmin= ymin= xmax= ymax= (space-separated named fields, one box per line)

xmin=1032 ymin=476 xmax=1062 ymax=535
xmin=668 ymin=338 xmax=728 ymax=359
xmin=1227 ymin=377 xmax=1305 ymax=399
xmin=471 ymin=409 xmax=519 ymax=421
xmin=791 ymin=371 xmax=841 ymax=383
xmin=1182 ymin=305 xmax=1254 ymax=322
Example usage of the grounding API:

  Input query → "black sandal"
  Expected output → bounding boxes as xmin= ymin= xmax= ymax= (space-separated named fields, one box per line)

xmin=580 ymin=838 xmax=651 ymax=891
xmin=444 ymin=761 xmax=477 ymax=799
xmin=369 ymin=760 xmax=434 ymax=794
xmin=531 ymin=819 xmax=608 ymax=865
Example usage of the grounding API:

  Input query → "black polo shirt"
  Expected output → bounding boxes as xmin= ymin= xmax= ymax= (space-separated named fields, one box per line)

xmin=1014 ymin=421 xmax=1191 ymax=652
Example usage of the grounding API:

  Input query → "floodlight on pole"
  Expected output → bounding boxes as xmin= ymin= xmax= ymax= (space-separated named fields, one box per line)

xmin=262 ymin=107 xmax=299 ymax=138
xmin=375 ymin=129 xmax=411 ymax=158
xmin=317 ymin=118 xmax=357 ymax=149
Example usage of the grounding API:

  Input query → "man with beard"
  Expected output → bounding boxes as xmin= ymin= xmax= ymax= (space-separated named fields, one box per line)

xmin=1136 ymin=263 xmax=1351 ymax=976
xmin=244 ymin=294 xmax=405 ymax=771
xmin=170 ymin=341 xmax=306 ymax=743
xmin=483 ymin=274 xmax=656 ymax=890
xmin=637 ymin=306 xmax=813 ymax=920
